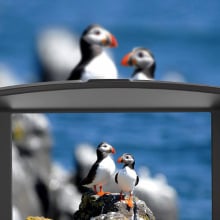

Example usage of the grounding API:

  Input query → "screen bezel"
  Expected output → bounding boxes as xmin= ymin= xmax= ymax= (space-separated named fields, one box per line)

xmin=1 ymin=79 xmax=220 ymax=219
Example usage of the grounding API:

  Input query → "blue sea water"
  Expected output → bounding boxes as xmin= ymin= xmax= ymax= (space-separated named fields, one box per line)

xmin=1 ymin=0 xmax=219 ymax=219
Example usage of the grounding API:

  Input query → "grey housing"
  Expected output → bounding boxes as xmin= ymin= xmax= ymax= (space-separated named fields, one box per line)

xmin=0 ymin=79 xmax=219 ymax=219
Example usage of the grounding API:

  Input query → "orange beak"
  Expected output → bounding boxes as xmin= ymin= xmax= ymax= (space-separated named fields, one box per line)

xmin=109 ymin=34 xmax=118 ymax=47
xmin=111 ymin=147 xmax=116 ymax=154
xmin=117 ymin=157 xmax=123 ymax=163
xmin=121 ymin=52 xmax=133 ymax=66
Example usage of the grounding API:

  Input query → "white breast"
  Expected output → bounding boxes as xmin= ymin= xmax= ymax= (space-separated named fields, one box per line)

xmin=87 ymin=156 xmax=116 ymax=187
xmin=132 ymin=72 xmax=153 ymax=81
xmin=82 ymin=51 xmax=118 ymax=81
xmin=117 ymin=166 xmax=137 ymax=192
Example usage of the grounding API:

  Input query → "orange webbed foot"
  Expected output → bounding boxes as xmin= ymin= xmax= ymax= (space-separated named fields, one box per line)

xmin=97 ymin=191 xmax=111 ymax=196
xmin=97 ymin=191 xmax=105 ymax=196
xmin=96 ymin=185 xmax=111 ymax=196
xmin=125 ymin=198 xmax=134 ymax=208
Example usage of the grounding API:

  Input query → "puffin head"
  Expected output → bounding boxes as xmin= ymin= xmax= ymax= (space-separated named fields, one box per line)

xmin=117 ymin=153 xmax=135 ymax=168
xmin=82 ymin=24 xmax=118 ymax=48
xmin=97 ymin=142 xmax=116 ymax=159
xmin=121 ymin=47 xmax=155 ymax=69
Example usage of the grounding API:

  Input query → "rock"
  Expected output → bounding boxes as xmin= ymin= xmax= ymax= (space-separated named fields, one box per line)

xmin=12 ymin=113 xmax=52 ymax=153
xmin=73 ymin=192 xmax=155 ymax=220
xmin=12 ymin=144 xmax=42 ymax=219
xmin=12 ymin=113 xmax=53 ymax=217
xmin=12 ymin=113 xmax=53 ymax=184
xmin=48 ymin=163 xmax=81 ymax=219
xmin=36 ymin=28 xmax=81 ymax=81
xmin=12 ymin=206 xmax=22 ymax=220
xmin=25 ymin=217 xmax=52 ymax=220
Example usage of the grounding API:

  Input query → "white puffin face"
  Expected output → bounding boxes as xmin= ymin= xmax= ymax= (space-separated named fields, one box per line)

xmin=132 ymin=48 xmax=155 ymax=69
xmin=121 ymin=47 xmax=155 ymax=69
xmin=83 ymin=25 xmax=117 ymax=47
xmin=98 ymin=142 xmax=115 ymax=154
xmin=118 ymin=153 xmax=135 ymax=165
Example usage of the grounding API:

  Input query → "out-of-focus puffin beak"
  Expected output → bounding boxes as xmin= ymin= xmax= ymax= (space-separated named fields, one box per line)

xmin=117 ymin=157 xmax=123 ymax=163
xmin=111 ymin=147 xmax=116 ymax=154
xmin=109 ymin=34 xmax=118 ymax=47
xmin=121 ymin=52 xmax=136 ymax=66
xmin=102 ymin=33 xmax=118 ymax=47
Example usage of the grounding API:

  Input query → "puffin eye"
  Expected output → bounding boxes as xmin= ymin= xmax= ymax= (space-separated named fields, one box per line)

xmin=125 ymin=156 xmax=129 ymax=159
xmin=94 ymin=30 xmax=101 ymax=35
xmin=138 ymin=52 xmax=144 ymax=58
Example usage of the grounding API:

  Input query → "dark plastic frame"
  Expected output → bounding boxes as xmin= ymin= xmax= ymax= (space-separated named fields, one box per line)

xmin=1 ymin=79 xmax=220 ymax=219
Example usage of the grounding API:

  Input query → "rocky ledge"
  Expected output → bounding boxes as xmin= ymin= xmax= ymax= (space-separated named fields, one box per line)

xmin=73 ymin=191 xmax=155 ymax=220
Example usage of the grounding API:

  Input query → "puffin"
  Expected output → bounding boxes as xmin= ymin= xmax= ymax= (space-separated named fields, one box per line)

xmin=81 ymin=142 xmax=116 ymax=196
xmin=68 ymin=24 xmax=118 ymax=81
xmin=115 ymin=153 xmax=139 ymax=208
xmin=121 ymin=47 xmax=156 ymax=80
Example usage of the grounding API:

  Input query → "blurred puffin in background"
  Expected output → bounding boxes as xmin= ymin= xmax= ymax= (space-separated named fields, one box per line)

xmin=81 ymin=142 xmax=116 ymax=196
xmin=68 ymin=24 xmax=118 ymax=81
xmin=115 ymin=153 xmax=139 ymax=208
xmin=121 ymin=47 xmax=156 ymax=80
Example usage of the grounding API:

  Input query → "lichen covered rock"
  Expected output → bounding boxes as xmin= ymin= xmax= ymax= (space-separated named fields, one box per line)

xmin=26 ymin=217 xmax=52 ymax=220
xmin=73 ymin=191 xmax=155 ymax=220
